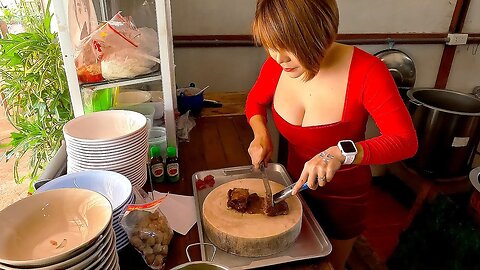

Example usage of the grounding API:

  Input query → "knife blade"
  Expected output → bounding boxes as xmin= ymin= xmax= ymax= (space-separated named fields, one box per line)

xmin=273 ymin=182 xmax=309 ymax=204
xmin=259 ymin=163 xmax=274 ymax=207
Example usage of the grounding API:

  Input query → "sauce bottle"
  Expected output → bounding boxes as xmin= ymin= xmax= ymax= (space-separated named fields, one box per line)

xmin=166 ymin=146 xmax=180 ymax=182
xmin=150 ymin=146 xmax=164 ymax=183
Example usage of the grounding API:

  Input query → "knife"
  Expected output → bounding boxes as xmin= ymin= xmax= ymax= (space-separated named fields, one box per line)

xmin=273 ymin=182 xmax=309 ymax=204
xmin=259 ymin=163 xmax=274 ymax=207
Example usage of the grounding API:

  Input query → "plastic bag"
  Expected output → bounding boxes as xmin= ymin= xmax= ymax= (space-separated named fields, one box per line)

xmin=75 ymin=12 xmax=160 ymax=82
xmin=121 ymin=197 xmax=174 ymax=269
xmin=176 ymin=110 xmax=196 ymax=142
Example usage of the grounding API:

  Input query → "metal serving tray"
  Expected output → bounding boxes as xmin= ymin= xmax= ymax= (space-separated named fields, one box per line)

xmin=191 ymin=163 xmax=332 ymax=269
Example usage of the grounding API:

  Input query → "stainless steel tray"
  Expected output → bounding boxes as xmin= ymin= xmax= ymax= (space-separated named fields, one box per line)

xmin=191 ymin=163 xmax=332 ymax=269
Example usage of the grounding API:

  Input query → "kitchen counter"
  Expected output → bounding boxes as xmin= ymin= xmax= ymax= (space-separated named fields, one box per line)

xmin=119 ymin=115 xmax=332 ymax=269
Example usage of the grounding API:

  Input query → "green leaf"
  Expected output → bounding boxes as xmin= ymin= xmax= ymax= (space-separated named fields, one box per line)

xmin=1 ymin=0 xmax=72 ymax=184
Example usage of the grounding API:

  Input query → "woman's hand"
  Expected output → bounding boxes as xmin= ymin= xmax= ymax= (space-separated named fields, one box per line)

xmin=292 ymin=145 xmax=344 ymax=195
xmin=248 ymin=133 xmax=273 ymax=169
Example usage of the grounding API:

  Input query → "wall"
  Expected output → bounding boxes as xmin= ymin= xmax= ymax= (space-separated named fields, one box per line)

xmin=170 ymin=0 xmax=460 ymax=91
xmin=104 ymin=0 xmax=480 ymax=170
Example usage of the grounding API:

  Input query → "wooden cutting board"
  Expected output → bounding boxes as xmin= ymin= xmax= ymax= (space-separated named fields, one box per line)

xmin=202 ymin=178 xmax=302 ymax=257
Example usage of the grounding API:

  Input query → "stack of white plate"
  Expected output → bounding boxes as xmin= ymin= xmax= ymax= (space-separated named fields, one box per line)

xmin=36 ymin=171 xmax=135 ymax=251
xmin=0 ymin=189 xmax=119 ymax=270
xmin=63 ymin=110 xmax=148 ymax=188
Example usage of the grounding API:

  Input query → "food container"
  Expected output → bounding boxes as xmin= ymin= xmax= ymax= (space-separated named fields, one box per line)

xmin=171 ymin=243 xmax=230 ymax=270
xmin=115 ymin=89 xmax=152 ymax=106
xmin=177 ymin=87 xmax=205 ymax=116
xmin=406 ymin=88 xmax=480 ymax=179
xmin=113 ymin=103 xmax=155 ymax=130
xmin=148 ymin=126 xmax=167 ymax=158
xmin=150 ymin=91 xmax=164 ymax=119
xmin=81 ymin=87 xmax=114 ymax=114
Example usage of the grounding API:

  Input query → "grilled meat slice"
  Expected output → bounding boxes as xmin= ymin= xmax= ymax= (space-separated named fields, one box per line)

xmin=227 ymin=188 xmax=249 ymax=213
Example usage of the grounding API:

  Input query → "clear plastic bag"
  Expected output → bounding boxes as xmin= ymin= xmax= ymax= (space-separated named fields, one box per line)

xmin=121 ymin=197 xmax=174 ymax=269
xmin=75 ymin=12 xmax=160 ymax=82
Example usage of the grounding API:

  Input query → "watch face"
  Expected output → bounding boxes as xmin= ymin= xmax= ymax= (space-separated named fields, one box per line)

xmin=340 ymin=141 xmax=356 ymax=153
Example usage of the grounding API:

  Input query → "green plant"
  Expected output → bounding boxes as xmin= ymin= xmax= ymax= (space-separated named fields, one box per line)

xmin=0 ymin=0 xmax=73 ymax=191
xmin=0 ymin=0 xmax=43 ymax=33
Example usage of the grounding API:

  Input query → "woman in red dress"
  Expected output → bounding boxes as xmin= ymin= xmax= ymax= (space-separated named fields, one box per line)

xmin=245 ymin=0 xmax=418 ymax=269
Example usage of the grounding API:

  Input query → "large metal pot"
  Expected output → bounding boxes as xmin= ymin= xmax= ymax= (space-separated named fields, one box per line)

xmin=406 ymin=88 xmax=480 ymax=179
xmin=170 ymin=261 xmax=230 ymax=270
xmin=171 ymin=243 xmax=230 ymax=270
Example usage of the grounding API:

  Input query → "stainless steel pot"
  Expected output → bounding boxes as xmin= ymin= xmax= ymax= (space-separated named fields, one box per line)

xmin=406 ymin=88 xmax=480 ymax=179
xmin=171 ymin=243 xmax=230 ymax=270
xmin=170 ymin=261 xmax=230 ymax=270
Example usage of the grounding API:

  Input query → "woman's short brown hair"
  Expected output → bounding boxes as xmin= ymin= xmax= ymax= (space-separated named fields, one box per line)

xmin=252 ymin=0 xmax=339 ymax=81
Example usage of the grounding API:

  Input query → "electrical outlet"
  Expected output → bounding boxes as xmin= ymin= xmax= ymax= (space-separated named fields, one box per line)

xmin=447 ymin=33 xmax=468 ymax=45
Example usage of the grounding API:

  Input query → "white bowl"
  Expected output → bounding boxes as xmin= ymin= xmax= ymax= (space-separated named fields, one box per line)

xmin=36 ymin=171 xmax=133 ymax=211
xmin=0 ymin=189 xmax=112 ymax=267
xmin=65 ymin=128 xmax=148 ymax=149
xmin=0 ymin=226 xmax=113 ymax=270
xmin=116 ymin=90 xmax=152 ymax=106
xmin=63 ymin=110 xmax=146 ymax=142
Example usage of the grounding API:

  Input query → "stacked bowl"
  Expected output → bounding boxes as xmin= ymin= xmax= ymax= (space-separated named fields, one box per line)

xmin=64 ymin=110 xmax=148 ymax=188
xmin=0 ymin=189 xmax=119 ymax=269
xmin=36 ymin=171 xmax=135 ymax=251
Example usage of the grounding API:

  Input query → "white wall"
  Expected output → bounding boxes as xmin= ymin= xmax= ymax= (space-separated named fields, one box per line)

xmin=97 ymin=0 xmax=480 ymax=171
xmin=447 ymin=45 xmax=480 ymax=93
xmin=463 ymin=0 xmax=480 ymax=33
xmin=336 ymin=0 xmax=456 ymax=33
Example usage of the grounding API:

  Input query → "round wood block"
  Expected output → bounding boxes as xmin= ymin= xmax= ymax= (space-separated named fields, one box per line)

xmin=202 ymin=178 xmax=302 ymax=257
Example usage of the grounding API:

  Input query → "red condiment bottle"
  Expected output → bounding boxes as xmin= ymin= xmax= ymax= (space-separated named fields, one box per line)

xmin=166 ymin=146 xmax=180 ymax=183
xmin=150 ymin=146 xmax=165 ymax=183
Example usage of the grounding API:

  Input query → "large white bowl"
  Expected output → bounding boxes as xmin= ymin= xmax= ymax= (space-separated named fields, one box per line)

xmin=36 ymin=171 xmax=132 ymax=211
xmin=0 ymin=189 xmax=112 ymax=267
xmin=116 ymin=90 xmax=152 ymax=106
xmin=63 ymin=110 xmax=146 ymax=142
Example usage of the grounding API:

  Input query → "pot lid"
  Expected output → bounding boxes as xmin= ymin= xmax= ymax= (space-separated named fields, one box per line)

xmin=374 ymin=48 xmax=416 ymax=90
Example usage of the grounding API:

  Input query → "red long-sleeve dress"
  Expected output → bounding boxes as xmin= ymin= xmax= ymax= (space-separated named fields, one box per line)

xmin=245 ymin=47 xmax=418 ymax=239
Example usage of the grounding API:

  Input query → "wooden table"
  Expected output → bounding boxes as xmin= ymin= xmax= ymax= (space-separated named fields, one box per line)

xmin=119 ymin=115 xmax=331 ymax=269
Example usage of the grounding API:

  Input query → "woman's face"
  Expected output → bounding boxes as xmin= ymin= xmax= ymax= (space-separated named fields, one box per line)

xmin=268 ymin=49 xmax=305 ymax=79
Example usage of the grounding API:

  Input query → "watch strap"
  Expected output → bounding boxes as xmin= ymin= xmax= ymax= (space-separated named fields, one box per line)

xmin=343 ymin=155 xmax=355 ymax=165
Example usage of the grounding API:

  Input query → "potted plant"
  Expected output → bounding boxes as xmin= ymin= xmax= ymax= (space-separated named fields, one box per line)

xmin=0 ymin=0 xmax=73 ymax=191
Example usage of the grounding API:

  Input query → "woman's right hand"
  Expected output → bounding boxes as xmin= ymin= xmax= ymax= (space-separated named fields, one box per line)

xmin=248 ymin=134 xmax=273 ymax=169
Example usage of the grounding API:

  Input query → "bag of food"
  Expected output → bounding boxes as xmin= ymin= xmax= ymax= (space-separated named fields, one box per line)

xmin=74 ymin=12 xmax=160 ymax=82
xmin=121 ymin=196 xmax=174 ymax=269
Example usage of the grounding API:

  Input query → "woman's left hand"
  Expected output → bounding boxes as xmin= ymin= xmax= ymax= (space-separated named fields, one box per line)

xmin=291 ymin=146 xmax=344 ymax=195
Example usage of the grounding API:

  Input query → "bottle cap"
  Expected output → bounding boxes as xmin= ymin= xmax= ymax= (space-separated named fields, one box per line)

xmin=167 ymin=146 xmax=177 ymax=157
xmin=150 ymin=146 xmax=161 ymax=157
